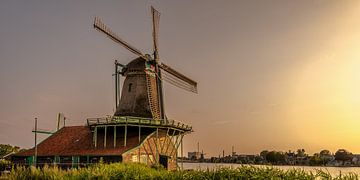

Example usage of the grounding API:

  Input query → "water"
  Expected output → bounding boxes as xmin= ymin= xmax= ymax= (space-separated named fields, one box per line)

xmin=181 ymin=162 xmax=360 ymax=176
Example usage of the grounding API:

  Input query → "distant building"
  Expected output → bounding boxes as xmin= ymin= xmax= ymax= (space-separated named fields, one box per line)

xmin=352 ymin=154 xmax=360 ymax=165
xmin=188 ymin=152 xmax=201 ymax=160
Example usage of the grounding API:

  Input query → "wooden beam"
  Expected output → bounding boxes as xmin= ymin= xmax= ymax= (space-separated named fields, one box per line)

xmin=124 ymin=124 xmax=127 ymax=146
xmin=146 ymin=138 xmax=155 ymax=164
xmin=114 ymin=125 xmax=117 ymax=148
xmin=160 ymin=128 xmax=170 ymax=154
xmin=165 ymin=130 xmax=176 ymax=155
xmin=94 ymin=126 xmax=98 ymax=148
xmin=138 ymin=126 xmax=141 ymax=143
xmin=138 ymin=126 xmax=141 ymax=163
xmin=142 ymin=141 xmax=154 ymax=164
xmin=104 ymin=126 xmax=107 ymax=148
xmin=172 ymin=135 xmax=184 ymax=158
xmin=181 ymin=137 xmax=183 ymax=170
xmin=156 ymin=128 xmax=159 ymax=158
xmin=169 ymin=134 xmax=181 ymax=157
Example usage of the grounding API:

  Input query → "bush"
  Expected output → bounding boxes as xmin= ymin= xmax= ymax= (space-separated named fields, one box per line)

xmin=0 ymin=159 xmax=11 ymax=171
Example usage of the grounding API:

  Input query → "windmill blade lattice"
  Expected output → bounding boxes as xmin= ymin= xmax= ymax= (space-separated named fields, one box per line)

xmin=151 ymin=6 xmax=160 ymax=61
xmin=94 ymin=17 xmax=144 ymax=57
xmin=159 ymin=63 xmax=197 ymax=93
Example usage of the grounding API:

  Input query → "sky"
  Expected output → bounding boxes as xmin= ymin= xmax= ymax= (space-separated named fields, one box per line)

xmin=0 ymin=0 xmax=360 ymax=157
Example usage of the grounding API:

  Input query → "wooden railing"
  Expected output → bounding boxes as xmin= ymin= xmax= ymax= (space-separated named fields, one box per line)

xmin=86 ymin=116 xmax=192 ymax=131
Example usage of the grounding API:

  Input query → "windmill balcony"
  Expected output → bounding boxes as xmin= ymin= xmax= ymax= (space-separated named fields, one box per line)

xmin=86 ymin=116 xmax=192 ymax=132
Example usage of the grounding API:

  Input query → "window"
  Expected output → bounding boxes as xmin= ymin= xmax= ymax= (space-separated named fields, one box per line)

xmin=131 ymin=155 xmax=138 ymax=162
xmin=140 ymin=155 xmax=147 ymax=163
xmin=128 ymin=83 xmax=133 ymax=92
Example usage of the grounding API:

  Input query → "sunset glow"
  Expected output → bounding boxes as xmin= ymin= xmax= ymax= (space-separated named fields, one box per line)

xmin=1 ymin=1 xmax=360 ymax=157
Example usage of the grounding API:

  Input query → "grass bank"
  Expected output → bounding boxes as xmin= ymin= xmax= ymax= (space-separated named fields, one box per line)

xmin=1 ymin=163 xmax=359 ymax=179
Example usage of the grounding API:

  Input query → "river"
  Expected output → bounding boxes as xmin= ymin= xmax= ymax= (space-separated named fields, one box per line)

xmin=180 ymin=162 xmax=360 ymax=176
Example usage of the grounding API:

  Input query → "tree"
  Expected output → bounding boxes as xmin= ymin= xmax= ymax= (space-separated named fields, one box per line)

xmin=260 ymin=150 xmax=269 ymax=159
xmin=335 ymin=149 xmax=353 ymax=164
xmin=0 ymin=144 xmax=20 ymax=158
xmin=319 ymin=149 xmax=333 ymax=165
xmin=309 ymin=153 xmax=322 ymax=166
xmin=320 ymin=150 xmax=331 ymax=156
xmin=296 ymin=149 xmax=306 ymax=157
xmin=266 ymin=151 xmax=286 ymax=165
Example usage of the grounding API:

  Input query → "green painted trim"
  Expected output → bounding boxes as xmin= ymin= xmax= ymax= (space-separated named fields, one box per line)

xmin=54 ymin=156 xmax=60 ymax=164
xmin=72 ymin=156 xmax=79 ymax=168
xmin=26 ymin=156 xmax=34 ymax=166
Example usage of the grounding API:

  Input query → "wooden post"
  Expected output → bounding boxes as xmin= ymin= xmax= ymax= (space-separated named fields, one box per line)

xmin=138 ymin=126 xmax=141 ymax=142
xmin=124 ymin=125 xmax=127 ymax=147
xmin=94 ymin=126 xmax=97 ymax=148
xmin=181 ymin=137 xmax=183 ymax=170
xmin=34 ymin=118 xmax=37 ymax=167
xmin=114 ymin=126 xmax=117 ymax=148
xmin=115 ymin=60 xmax=118 ymax=109
xmin=174 ymin=134 xmax=184 ymax=170
xmin=143 ymin=141 xmax=154 ymax=164
xmin=165 ymin=130 xmax=176 ymax=155
xmin=57 ymin=113 xmax=61 ymax=131
xmin=138 ymin=126 xmax=141 ymax=162
xmin=171 ymin=134 xmax=184 ymax=160
xmin=155 ymin=128 xmax=159 ymax=164
xmin=146 ymin=138 xmax=155 ymax=164
xmin=104 ymin=126 xmax=107 ymax=148
xmin=160 ymin=128 xmax=170 ymax=153
xmin=169 ymin=134 xmax=180 ymax=156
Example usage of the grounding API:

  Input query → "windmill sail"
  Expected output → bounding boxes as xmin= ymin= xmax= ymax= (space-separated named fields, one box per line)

xmin=159 ymin=63 xmax=197 ymax=93
xmin=94 ymin=17 xmax=144 ymax=57
xmin=151 ymin=6 xmax=160 ymax=61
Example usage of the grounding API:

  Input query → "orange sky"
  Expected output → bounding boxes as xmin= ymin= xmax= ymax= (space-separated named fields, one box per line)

xmin=0 ymin=0 xmax=359 ymax=156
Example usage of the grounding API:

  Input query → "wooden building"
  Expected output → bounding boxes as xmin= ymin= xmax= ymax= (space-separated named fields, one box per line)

xmin=12 ymin=117 xmax=191 ymax=170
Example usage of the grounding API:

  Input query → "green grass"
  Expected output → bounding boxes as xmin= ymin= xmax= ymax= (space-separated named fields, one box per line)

xmin=1 ymin=163 xmax=359 ymax=180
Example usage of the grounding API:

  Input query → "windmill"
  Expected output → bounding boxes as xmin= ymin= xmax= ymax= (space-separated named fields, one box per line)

xmin=10 ymin=6 xmax=196 ymax=170
xmin=93 ymin=6 xmax=197 ymax=120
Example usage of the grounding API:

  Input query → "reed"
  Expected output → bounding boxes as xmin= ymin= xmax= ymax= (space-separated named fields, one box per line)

xmin=1 ymin=163 xmax=359 ymax=179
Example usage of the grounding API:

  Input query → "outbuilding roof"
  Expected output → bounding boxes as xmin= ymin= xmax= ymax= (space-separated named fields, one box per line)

xmin=15 ymin=126 xmax=141 ymax=156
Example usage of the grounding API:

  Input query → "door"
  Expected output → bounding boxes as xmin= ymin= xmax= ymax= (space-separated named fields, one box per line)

xmin=159 ymin=155 xmax=168 ymax=169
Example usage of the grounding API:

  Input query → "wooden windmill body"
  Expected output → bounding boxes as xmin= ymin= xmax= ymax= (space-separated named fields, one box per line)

xmin=94 ymin=7 xmax=197 ymax=120
xmin=114 ymin=57 xmax=158 ymax=119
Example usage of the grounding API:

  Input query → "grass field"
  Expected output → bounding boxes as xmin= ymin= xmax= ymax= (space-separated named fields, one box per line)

xmin=1 ymin=162 xmax=359 ymax=179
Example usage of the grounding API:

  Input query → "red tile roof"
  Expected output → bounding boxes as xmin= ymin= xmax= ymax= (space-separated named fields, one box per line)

xmin=15 ymin=126 xmax=143 ymax=156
